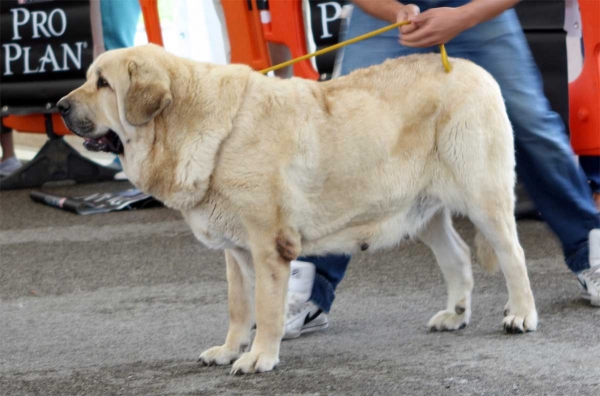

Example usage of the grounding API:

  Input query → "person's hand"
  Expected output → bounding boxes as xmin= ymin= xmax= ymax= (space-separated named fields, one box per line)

xmin=400 ymin=7 xmax=471 ymax=48
xmin=396 ymin=4 xmax=421 ymax=36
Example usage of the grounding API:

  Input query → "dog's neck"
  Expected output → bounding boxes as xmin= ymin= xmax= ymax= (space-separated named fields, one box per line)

xmin=141 ymin=63 xmax=253 ymax=211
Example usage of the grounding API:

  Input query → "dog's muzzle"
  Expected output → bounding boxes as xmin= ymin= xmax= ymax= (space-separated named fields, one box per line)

xmin=82 ymin=130 xmax=124 ymax=154
xmin=57 ymin=98 xmax=124 ymax=155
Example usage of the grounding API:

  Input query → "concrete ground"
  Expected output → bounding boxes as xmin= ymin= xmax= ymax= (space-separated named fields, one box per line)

xmin=1 ymin=181 xmax=599 ymax=396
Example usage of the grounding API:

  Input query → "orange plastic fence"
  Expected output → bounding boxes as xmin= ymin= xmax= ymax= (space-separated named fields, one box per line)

xmin=221 ymin=0 xmax=271 ymax=70
xmin=140 ymin=0 xmax=164 ymax=46
xmin=222 ymin=0 xmax=319 ymax=80
xmin=569 ymin=0 xmax=600 ymax=156
xmin=3 ymin=113 xmax=71 ymax=136
xmin=2 ymin=0 xmax=164 ymax=136
xmin=261 ymin=0 xmax=319 ymax=80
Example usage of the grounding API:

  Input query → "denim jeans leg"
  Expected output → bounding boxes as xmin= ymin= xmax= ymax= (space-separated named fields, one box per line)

xmin=306 ymin=8 xmax=600 ymax=314
xmin=304 ymin=8 xmax=506 ymax=313
xmin=299 ymin=255 xmax=351 ymax=313
xmin=302 ymin=8 xmax=410 ymax=315
xmin=458 ymin=20 xmax=600 ymax=273
xmin=579 ymin=157 xmax=600 ymax=194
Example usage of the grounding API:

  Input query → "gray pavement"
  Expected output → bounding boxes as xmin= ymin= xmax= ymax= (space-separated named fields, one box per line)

xmin=1 ymin=182 xmax=599 ymax=396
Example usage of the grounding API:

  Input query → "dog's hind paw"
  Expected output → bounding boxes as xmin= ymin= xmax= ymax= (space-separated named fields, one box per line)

xmin=198 ymin=345 xmax=241 ymax=366
xmin=428 ymin=309 xmax=470 ymax=331
xmin=230 ymin=351 xmax=279 ymax=375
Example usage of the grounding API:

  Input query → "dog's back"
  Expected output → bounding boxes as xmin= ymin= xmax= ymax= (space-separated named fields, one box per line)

xmin=278 ymin=54 xmax=514 ymax=256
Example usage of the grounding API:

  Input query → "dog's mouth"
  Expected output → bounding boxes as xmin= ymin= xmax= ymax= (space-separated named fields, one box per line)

xmin=83 ymin=130 xmax=123 ymax=155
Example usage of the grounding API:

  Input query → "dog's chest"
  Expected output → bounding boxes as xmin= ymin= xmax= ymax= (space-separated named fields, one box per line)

xmin=182 ymin=204 xmax=245 ymax=251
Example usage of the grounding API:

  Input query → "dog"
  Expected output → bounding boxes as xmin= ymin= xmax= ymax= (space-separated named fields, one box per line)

xmin=59 ymin=44 xmax=537 ymax=374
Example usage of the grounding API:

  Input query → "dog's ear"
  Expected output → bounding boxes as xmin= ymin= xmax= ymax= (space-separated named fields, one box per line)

xmin=125 ymin=61 xmax=173 ymax=126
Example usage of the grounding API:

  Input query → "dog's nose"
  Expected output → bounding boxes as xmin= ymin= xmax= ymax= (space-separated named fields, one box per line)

xmin=57 ymin=99 xmax=71 ymax=115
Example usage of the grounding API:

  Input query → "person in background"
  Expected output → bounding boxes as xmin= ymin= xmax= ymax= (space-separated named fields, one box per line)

xmin=283 ymin=0 xmax=600 ymax=339
xmin=580 ymin=157 xmax=600 ymax=211
xmin=100 ymin=0 xmax=141 ymax=173
xmin=0 ymin=124 xmax=22 ymax=177
xmin=100 ymin=0 xmax=141 ymax=51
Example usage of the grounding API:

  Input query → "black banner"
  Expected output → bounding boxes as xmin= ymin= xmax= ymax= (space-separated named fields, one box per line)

xmin=309 ymin=0 xmax=346 ymax=76
xmin=1 ymin=0 xmax=93 ymax=109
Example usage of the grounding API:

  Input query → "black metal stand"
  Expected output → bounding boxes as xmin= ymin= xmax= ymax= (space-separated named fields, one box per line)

xmin=0 ymin=114 xmax=118 ymax=190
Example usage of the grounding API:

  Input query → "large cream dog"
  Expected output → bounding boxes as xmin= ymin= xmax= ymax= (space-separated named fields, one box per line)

xmin=59 ymin=44 xmax=537 ymax=374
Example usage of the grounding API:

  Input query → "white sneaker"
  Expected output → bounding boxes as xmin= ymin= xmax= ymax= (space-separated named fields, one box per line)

xmin=283 ymin=260 xmax=329 ymax=339
xmin=578 ymin=265 xmax=600 ymax=306
xmin=288 ymin=260 xmax=316 ymax=303
xmin=284 ymin=299 xmax=329 ymax=339
xmin=0 ymin=157 xmax=22 ymax=177
xmin=581 ymin=230 xmax=600 ymax=306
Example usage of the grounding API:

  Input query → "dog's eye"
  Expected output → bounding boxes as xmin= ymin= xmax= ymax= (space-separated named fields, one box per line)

xmin=97 ymin=76 xmax=110 ymax=89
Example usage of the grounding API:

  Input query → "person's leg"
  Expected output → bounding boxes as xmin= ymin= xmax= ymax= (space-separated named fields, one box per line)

xmin=297 ymin=7 xmax=431 ymax=316
xmin=1 ymin=124 xmax=15 ymax=161
xmin=455 ymin=10 xmax=600 ymax=274
xmin=99 ymin=0 xmax=141 ymax=172
xmin=299 ymin=254 xmax=351 ymax=313
xmin=100 ymin=0 xmax=141 ymax=51
xmin=283 ymin=256 xmax=348 ymax=339
xmin=0 ymin=122 xmax=22 ymax=176
xmin=580 ymin=156 xmax=600 ymax=210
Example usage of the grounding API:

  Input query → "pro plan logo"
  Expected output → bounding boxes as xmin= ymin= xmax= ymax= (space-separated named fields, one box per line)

xmin=3 ymin=3 xmax=89 ymax=77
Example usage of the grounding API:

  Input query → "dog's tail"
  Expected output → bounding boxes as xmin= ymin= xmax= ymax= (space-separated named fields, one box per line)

xmin=474 ymin=231 xmax=499 ymax=273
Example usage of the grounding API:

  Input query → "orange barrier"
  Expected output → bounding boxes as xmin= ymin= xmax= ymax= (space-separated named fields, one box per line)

xmin=3 ymin=114 xmax=71 ymax=136
xmin=569 ymin=0 xmax=600 ymax=156
xmin=221 ymin=0 xmax=271 ymax=70
xmin=261 ymin=0 xmax=319 ymax=80
xmin=222 ymin=0 xmax=319 ymax=80
xmin=140 ymin=0 xmax=164 ymax=46
xmin=2 ymin=0 xmax=164 ymax=136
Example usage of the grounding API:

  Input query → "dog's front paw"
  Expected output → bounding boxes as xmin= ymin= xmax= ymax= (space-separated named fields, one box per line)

xmin=428 ymin=308 xmax=470 ymax=331
xmin=198 ymin=345 xmax=242 ymax=366
xmin=502 ymin=305 xmax=538 ymax=333
xmin=230 ymin=351 xmax=279 ymax=375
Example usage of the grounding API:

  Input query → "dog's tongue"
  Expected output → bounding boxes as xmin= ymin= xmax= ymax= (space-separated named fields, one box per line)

xmin=83 ymin=136 xmax=110 ymax=152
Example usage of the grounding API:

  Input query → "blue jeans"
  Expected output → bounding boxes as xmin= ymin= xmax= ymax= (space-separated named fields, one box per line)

xmin=100 ymin=0 xmax=141 ymax=50
xmin=580 ymin=158 xmax=600 ymax=194
xmin=301 ymin=6 xmax=600 ymax=313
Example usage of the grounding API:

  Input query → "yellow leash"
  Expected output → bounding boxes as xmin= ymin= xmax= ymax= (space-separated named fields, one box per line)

xmin=260 ymin=20 xmax=452 ymax=75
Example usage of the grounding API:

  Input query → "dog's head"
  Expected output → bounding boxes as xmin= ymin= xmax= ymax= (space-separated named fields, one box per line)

xmin=59 ymin=44 xmax=252 ymax=209
xmin=58 ymin=44 xmax=173 ymax=156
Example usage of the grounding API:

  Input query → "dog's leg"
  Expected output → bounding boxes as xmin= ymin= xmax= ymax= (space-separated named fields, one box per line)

xmin=419 ymin=210 xmax=474 ymax=331
xmin=469 ymin=203 xmax=538 ymax=333
xmin=230 ymin=231 xmax=295 ymax=374
xmin=199 ymin=249 xmax=254 ymax=366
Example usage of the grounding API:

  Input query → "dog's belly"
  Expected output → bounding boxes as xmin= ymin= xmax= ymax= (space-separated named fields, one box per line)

xmin=300 ymin=194 xmax=443 ymax=256
xmin=182 ymin=192 xmax=443 ymax=258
